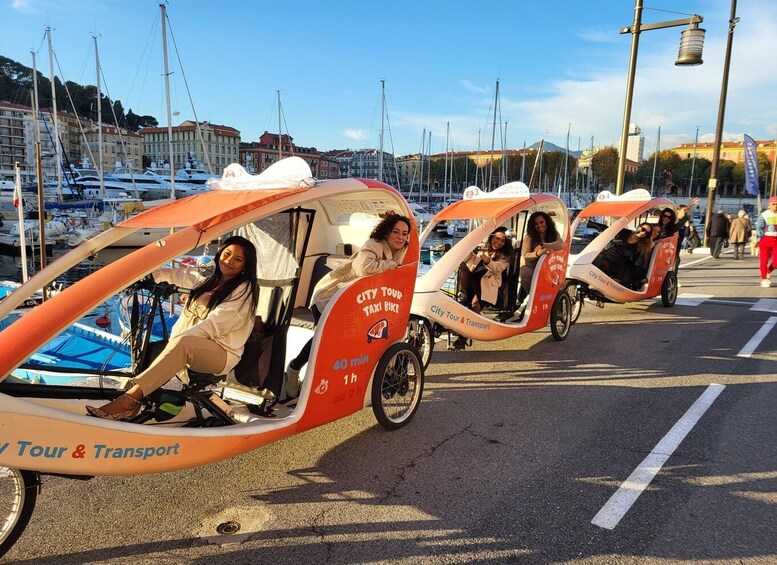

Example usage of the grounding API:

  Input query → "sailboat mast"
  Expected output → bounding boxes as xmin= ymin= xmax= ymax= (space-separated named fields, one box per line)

xmin=160 ymin=2 xmax=176 ymax=200
xmin=650 ymin=125 xmax=661 ymax=195
xmin=475 ymin=130 xmax=481 ymax=188
xmin=45 ymin=27 xmax=62 ymax=201
xmin=378 ymin=79 xmax=385 ymax=182
xmin=502 ymin=121 xmax=508 ymax=185
xmin=426 ymin=130 xmax=431 ymax=205
xmin=31 ymin=50 xmax=44 ymax=209
xmin=443 ymin=122 xmax=449 ymax=202
xmin=689 ymin=125 xmax=699 ymax=197
xmin=277 ymin=90 xmax=282 ymax=161
xmin=528 ymin=139 xmax=544 ymax=190
xmin=563 ymin=123 xmax=570 ymax=202
xmin=520 ymin=139 xmax=526 ymax=184
xmin=15 ymin=164 xmax=29 ymax=282
xmin=94 ymin=35 xmax=106 ymax=200
xmin=417 ymin=128 xmax=426 ymax=203
xmin=488 ymin=79 xmax=499 ymax=191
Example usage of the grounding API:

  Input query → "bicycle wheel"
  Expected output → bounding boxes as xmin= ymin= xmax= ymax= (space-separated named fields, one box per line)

xmin=371 ymin=343 xmax=424 ymax=430
xmin=0 ymin=467 xmax=38 ymax=558
xmin=565 ymin=282 xmax=584 ymax=324
xmin=405 ymin=317 xmax=434 ymax=370
xmin=550 ymin=291 xmax=572 ymax=341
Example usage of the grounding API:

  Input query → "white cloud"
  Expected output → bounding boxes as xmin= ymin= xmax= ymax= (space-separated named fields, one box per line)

xmin=12 ymin=0 xmax=34 ymax=11
xmin=576 ymin=29 xmax=620 ymax=44
xmin=343 ymin=129 xmax=368 ymax=141
xmin=460 ymin=79 xmax=489 ymax=95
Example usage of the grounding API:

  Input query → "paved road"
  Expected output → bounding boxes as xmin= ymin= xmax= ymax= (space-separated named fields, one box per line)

xmin=5 ymin=251 xmax=776 ymax=564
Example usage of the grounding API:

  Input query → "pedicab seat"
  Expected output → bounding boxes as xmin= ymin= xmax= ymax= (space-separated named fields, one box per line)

xmin=291 ymin=251 xmax=352 ymax=329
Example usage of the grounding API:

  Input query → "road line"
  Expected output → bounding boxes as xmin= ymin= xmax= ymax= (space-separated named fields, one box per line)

xmin=708 ymin=298 xmax=756 ymax=307
xmin=737 ymin=316 xmax=777 ymax=358
xmin=591 ymin=384 xmax=726 ymax=530
xmin=680 ymin=255 xmax=712 ymax=268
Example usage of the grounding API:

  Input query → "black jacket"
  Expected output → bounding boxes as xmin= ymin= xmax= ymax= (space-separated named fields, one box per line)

xmin=706 ymin=213 xmax=730 ymax=238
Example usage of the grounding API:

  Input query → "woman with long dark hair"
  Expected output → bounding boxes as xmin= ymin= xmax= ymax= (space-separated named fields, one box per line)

xmin=285 ymin=214 xmax=411 ymax=398
xmin=87 ymin=235 xmax=259 ymax=420
xmin=519 ymin=211 xmax=562 ymax=298
xmin=457 ymin=227 xmax=514 ymax=313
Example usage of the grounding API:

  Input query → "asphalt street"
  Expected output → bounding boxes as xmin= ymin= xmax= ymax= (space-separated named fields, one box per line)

xmin=4 ymin=249 xmax=776 ymax=564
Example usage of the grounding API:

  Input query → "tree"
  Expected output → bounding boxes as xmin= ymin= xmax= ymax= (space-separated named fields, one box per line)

xmin=673 ymin=157 xmax=711 ymax=196
xmin=635 ymin=150 xmax=681 ymax=192
xmin=592 ymin=146 xmax=619 ymax=189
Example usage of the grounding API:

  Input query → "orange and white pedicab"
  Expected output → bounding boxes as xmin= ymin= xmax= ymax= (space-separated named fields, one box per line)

xmin=565 ymin=189 xmax=679 ymax=323
xmin=0 ymin=157 xmax=423 ymax=556
xmin=406 ymin=182 xmax=572 ymax=368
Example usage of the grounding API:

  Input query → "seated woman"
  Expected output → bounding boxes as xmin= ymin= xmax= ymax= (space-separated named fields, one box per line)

xmin=683 ymin=223 xmax=701 ymax=254
xmin=592 ymin=222 xmax=653 ymax=289
xmin=87 ymin=236 xmax=259 ymax=420
xmin=456 ymin=227 xmax=513 ymax=314
xmin=285 ymin=213 xmax=411 ymax=398
xmin=508 ymin=212 xmax=562 ymax=321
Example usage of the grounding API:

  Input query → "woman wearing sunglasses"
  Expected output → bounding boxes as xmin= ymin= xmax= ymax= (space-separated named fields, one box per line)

xmin=592 ymin=222 xmax=654 ymax=290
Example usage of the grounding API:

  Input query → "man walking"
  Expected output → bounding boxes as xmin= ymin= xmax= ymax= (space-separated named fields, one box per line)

xmin=728 ymin=210 xmax=752 ymax=260
xmin=755 ymin=197 xmax=777 ymax=287
xmin=706 ymin=209 xmax=730 ymax=259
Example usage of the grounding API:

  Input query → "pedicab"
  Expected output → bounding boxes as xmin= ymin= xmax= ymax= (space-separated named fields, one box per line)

xmin=0 ymin=157 xmax=423 ymax=556
xmin=406 ymin=182 xmax=572 ymax=368
xmin=564 ymin=189 xmax=678 ymax=323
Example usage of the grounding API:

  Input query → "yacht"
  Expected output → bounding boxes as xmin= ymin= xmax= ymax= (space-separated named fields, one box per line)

xmin=69 ymin=166 xmax=148 ymax=200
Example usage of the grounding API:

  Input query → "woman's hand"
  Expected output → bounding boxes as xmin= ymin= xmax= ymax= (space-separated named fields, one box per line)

xmin=478 ymin=251 xmax=491 ymax=264
xmin=534 ymin=244 xmax=545 ymax=255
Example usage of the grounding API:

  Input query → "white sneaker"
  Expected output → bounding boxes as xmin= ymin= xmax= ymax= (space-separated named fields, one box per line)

xmin=286 ymin=365 xmax=301 ymax=398
xmin=760 ymin=279 xmax=771 ymax=288
xmin=505 ymin=301 xmax=527 ymax=323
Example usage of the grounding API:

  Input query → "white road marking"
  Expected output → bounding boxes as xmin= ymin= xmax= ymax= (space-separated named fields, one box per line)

xmin=708 ymin=298 xmax=756 ymax=307
xmin=681 ymin=255 xmax=713 ymax=268
xmin=751 ymin=299 xmax=777 ymax=314
xmin=591 ymin=384 xmax=726 ymax=530
xmin=737 ymin=316 xmax=777 ymax=358
xmin=674 ymin=293 xmax=713 ymax=306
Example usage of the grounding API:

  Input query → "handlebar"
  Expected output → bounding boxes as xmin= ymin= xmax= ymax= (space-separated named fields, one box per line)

xmin=130 ymin=275 xmax=178 ymax=298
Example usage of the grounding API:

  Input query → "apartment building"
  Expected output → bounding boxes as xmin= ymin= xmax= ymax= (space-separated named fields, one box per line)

xmin=140 ymin=120 xmax=240 ymax=175
xmin=240 ymin=132 xmax=339 ymax=179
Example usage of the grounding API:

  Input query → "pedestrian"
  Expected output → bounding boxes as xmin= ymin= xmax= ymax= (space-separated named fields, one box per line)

xmin=728 ymin=210 xmax=752 ymax=260
xmin=706 ymin=209 xmax=730 ymax=259
xmin=683 ymin=223 xmax=701 ymax=254
xmin=755 ymin=197 xmax=777 ymax=287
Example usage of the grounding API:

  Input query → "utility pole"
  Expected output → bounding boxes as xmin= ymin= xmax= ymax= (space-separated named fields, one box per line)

xmin=703 ymin=0 xmax=739 ymax=245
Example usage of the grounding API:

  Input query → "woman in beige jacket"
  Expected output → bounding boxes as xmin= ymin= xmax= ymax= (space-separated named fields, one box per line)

xmin=729 ymin=210 xmax=752 ymax=260
xmin=456 ymin=227 xmax=514 ymax=313
xmin=87 ymin=236 xmax=259 ymax=420
xmin=285 ymin=214 xmax=411 ymax=396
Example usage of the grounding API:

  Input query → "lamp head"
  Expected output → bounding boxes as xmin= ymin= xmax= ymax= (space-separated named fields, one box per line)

xmin=676 ymin=23 xmax=705 ymax=66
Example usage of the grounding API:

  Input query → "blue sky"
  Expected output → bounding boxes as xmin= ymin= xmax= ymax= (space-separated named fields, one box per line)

xmin=3 ymin=0 xmax=776 ymax=158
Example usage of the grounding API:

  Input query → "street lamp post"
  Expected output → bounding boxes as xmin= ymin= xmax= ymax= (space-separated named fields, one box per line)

xmin=615 ymin=0 xmax=705 ymax=195
xmin=703 ymin=0 xmax=740 ymax=246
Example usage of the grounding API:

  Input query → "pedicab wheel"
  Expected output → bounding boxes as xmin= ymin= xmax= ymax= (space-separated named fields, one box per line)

xmin=550 ymin=291 xmax=572 ymax=341
xmin=405 ymin=317 xmax=434 ymax=370
xmin=371 ymin=343 xmax=424 ymax=431
xmin=565 ymin=281 xmax=584 ymax=325
xmin=0 ymin=467 xmax=38 ymax=558
xmin=661 ymin=271 xmax=678 ymax=307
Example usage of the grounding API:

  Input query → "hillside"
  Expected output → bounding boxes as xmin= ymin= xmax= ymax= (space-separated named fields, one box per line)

xmin=0 ymin=55 xmax=157 ymax=131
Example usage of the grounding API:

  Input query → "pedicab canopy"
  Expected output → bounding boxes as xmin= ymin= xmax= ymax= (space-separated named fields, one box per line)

xmin=434 ymin=182 xmax=563 ymax=221
xmin=576 ymin=189 xmax=674 ymax=220
xmin=118 ymin=160 xmax=316 ymax=229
